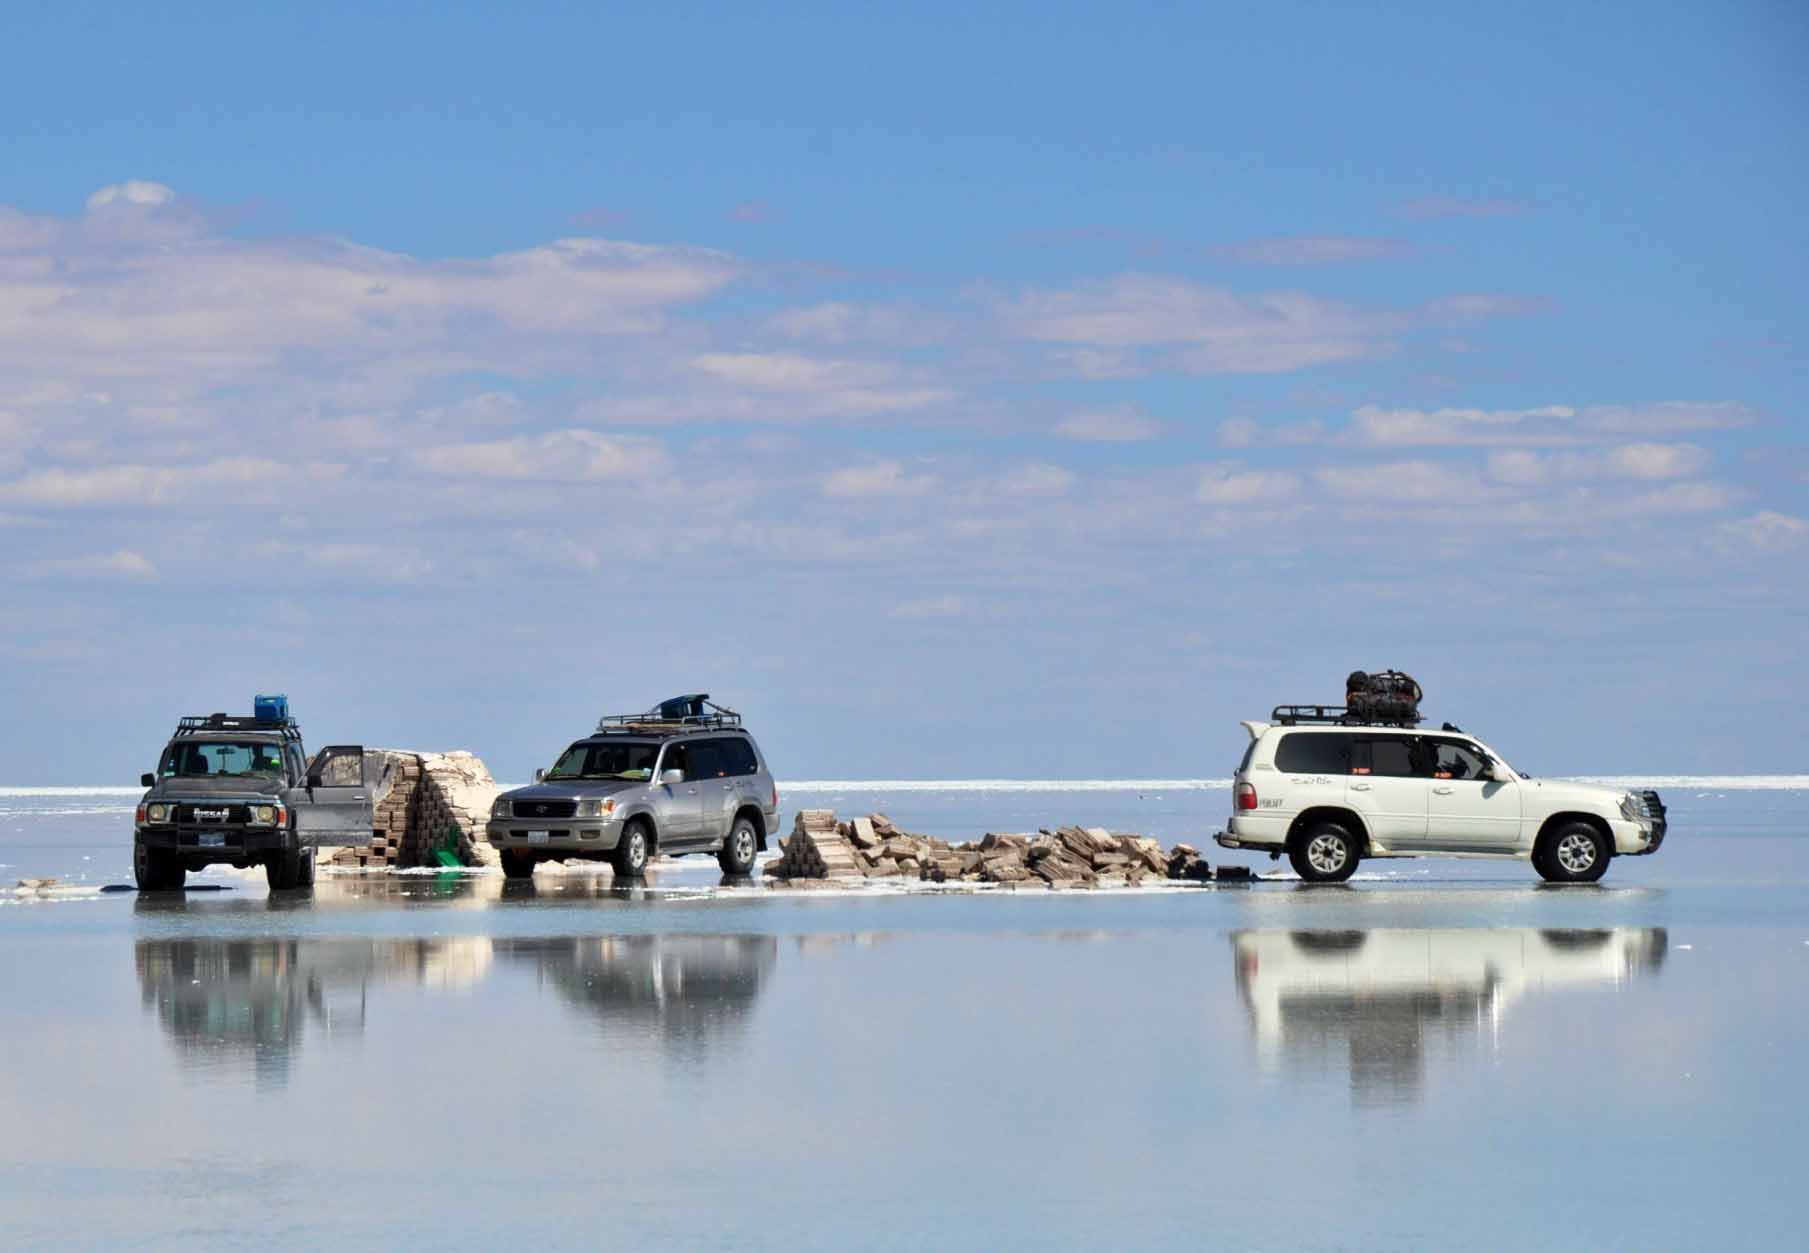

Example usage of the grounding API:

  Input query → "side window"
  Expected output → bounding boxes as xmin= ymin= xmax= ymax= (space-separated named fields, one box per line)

xmin=1430 ymin=740 xmax=1488 ymax=780
xmin=660 ymin=744 xmax=690 ymax=779
xmin=1353 ymin=736 xmax=1417 ymax=777
xmin=723 ymin=738 xmax=759 ymax=776
xmin=690 ymin=740 xmax=728 ymax=779
xmin=1274 ymin=733 xmax=1351 ymax=774
xmin=310 ymin=747 xmax=365 ymax=787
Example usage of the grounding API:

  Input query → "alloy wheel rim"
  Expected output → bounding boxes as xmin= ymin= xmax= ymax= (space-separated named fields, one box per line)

xmin=735 ymin=828 xmax=755 ymax=862
xmin=1557 ymin=832 xmax=1597 ymax=874
xmin=1307 ymin=834 xmax=1347 ymax=874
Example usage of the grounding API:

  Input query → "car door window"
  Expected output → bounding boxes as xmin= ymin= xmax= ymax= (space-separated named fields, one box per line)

xmin=690 ymin=740 xmax=728 ymax=779
xmin=310 ymin=747 xmax=364 ymax=787
xmin=720 ymin=738 xmax=758 ymax=776
xmin=1275 ymin=733 xmax=1351 ymax=773
xmin=1351 ymin=736 xmax=1419 ymax=777
xmin=1429 ymin=740 xmax=1488 ymax=780
xmin=660 ymin=744 xmax=690 ymax=780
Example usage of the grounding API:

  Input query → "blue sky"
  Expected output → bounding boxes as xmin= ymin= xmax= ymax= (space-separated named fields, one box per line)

xmin=2 ymin=2 xmax=1805 ymax=781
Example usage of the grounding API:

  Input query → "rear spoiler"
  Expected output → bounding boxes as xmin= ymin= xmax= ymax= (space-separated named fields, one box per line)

xmin=1240 ymin=720 xmax=1271 ymax=740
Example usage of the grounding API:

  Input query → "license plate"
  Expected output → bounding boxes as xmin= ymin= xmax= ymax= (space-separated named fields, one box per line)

xmin=525 ymin=831 xmax=550 ymax=845
xmin=198 ymin=833 xmax=226 ymax=848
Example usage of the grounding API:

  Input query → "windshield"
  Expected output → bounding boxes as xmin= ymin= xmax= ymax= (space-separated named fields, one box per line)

xmin=161 ymin=740 xmax=284 ymax=778
xmin=545 ymin=740 xmax=659 ymax=782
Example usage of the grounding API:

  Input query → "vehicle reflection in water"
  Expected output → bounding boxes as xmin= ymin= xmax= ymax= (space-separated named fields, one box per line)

xmin=1230 ymin=927 xmax=1668 ymax=1106
xmin=134 ymin=907 xmax=494 ymax=1088
xmin=132 ymin=894 xmax=778 ymax=1082
xmin=493 ymin=933 xmax=778 ymax=1059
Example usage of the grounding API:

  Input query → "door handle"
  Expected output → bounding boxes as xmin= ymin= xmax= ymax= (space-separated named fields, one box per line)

xmin=353 ymin=794 xmax=367 ymax=800
xmin=1350 ymin=782 xmax=1372 ymax=791
xmin=1432 ymin=785 xmax=1454 ymax=795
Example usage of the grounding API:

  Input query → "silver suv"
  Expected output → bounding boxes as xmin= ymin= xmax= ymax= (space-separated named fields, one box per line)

xmin=486 ymin=696 xmax=780 ymax=880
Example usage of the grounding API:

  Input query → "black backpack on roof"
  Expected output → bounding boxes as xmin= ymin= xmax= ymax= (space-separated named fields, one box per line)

xmin=1345 ymin=670 xmax=1423 ymax=725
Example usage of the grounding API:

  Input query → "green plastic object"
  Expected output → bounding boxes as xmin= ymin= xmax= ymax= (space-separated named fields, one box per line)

xmin=431 ymin=848 xmax=462 ymax=868
xmin=427 ymin=824 xmax=467 ymax=869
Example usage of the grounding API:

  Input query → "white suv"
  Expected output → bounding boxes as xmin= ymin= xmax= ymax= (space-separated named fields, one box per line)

xmin=1215 ymin=713 xmax=1667 ymax=883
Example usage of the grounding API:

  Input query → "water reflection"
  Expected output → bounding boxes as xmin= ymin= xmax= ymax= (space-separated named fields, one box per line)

xmin=493 ymin=934 xmax=777 ymax=1057
xmin=134 ymin=931 xmax=492 ymax=1085
xmin=1230 ymin=927 xmax=1668 ymax=1106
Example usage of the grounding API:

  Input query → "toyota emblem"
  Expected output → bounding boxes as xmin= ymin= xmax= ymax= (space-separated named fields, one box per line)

xmin=535 ymin=804 xmax=547 ymax=815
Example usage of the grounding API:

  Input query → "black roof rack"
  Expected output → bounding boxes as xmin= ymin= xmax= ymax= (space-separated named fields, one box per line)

xmin=1270 ymin=704 xmax=1421 ymax=729
xmin=173 ymin=713 xmax=304 ymax=741
xmin=594 ymin=695 xmax=743 ymax=737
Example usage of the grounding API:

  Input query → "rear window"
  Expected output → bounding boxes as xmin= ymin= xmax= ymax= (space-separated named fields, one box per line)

xmin=1274 ymin=733 xmax=1351 ymax=774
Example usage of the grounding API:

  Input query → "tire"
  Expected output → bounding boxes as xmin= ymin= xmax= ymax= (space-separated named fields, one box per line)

xmin=612 ymin=821 xmax=651 ymax=879
xmin=1288 ymin=821 xmax=1360 ymax=883
xmin=1535 ymin=821 xmax=1610 ymax=883
xmin=717 ymin=815 xmax=759 ymax=876
xmin=1289 ymin=929 xmax=1367 ymax=953
xmin=298 ymin=848 xmax=316 ymax=887
xmin=501 ymin=851 xmax=536 ymax=880
xmin=134 ymin=841 xmax=186 ymax=892
xmin=265 ymin=845 xmax=308 ymax=891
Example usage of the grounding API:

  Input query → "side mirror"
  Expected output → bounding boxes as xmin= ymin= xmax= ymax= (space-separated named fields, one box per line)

xmin=534 ymin=768 xmax=547 ymax=783
xmin=661 ymin=768 xmax=685 ymax=786
xmin=1488 ymin=762 xmax=1514 ymax=783
xmin=140 ymin=773 xmax=155 ymax=788
xmin=307 ymin=773 xmax=323 ymax=789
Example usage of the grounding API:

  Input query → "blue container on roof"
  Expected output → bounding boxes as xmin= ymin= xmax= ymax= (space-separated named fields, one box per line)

xmin=255 ymin=694 xmax=290 ymax=724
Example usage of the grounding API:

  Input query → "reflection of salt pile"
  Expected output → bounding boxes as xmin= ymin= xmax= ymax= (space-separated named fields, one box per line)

xmin=319 ymin=750 xmax=502 ymax=871
xmin=415 ymin=936 xmax=493 ymax=990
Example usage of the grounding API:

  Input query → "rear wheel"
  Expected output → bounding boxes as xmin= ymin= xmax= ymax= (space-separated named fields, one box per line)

xmin=1535 ymin=821 xmax=1609 ymax=883
xmin=133 ymin=841 xmax=185 ymax=892
xmin=612 ymin=821 xmax=651 ymax=879
xmin=1288 ymin=821 xmax=1360 ymax=883
xmin=501 ymin=850 xmax=536 ymax=880
xmin=718 ymin=816 xmax=759 ymax=876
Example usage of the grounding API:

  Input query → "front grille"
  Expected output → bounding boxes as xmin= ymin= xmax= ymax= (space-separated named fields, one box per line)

xmin=514 ymin=800 xmax=577 ymax=820
xmin=176 ymin=803 xmax=251 ymax=824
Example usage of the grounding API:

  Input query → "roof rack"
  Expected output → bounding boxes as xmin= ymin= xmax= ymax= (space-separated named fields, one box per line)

xmin=1270 ymin=704 xmax=1421 ymax=729
xmin=174 ymin=713 xmax=304 ymax=741
xmin=594 ymin=694 xmax=743 ymax=736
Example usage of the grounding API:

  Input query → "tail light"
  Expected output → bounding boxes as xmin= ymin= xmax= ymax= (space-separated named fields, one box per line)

xmin=1236 ymin=782 xmax=1258 ymax=811
xmin=771 ymin=785 xmax=779 ymax=808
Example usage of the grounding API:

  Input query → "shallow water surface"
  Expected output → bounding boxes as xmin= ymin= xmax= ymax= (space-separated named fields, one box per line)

xmin=2 ymin=786 xmax=1806 ymax=1249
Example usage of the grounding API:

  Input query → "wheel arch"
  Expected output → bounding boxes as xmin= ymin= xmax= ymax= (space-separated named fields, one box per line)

xmin=733 ymin=804 xmax=768 ymax=851
xmin=1535 ymin=811 xmax=1612 ymax=854
xmin=621 ymin=809 xmax=660 ymax=854
xmin=1287 ymin=806 xmax=1371 ymax=853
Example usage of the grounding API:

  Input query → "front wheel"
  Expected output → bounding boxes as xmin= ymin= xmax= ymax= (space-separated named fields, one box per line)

xmin=501 ymin=850 xmax=536 ymax=880
xmin=266 ymin=845 xmax=310 ymax=892
xmin=1535 ymin=822 xmax=1610 ymax=883
xmin=717 ymin=816 xmax=759 ymax=876
xmin=1289 ymin=821 xmax=1360 ymax=883
xmin=134 ymin=841 xmax=186 ymax=892
xmin=612 ymin=822 xmax=651 ymax=879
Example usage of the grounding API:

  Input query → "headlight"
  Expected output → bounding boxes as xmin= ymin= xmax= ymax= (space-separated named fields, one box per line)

xmin=254 ymin=805 xmax=276 ymax=824
xmin=491 ymin=798 xmax=511 ymax=819
xmin=577 ymin=798 xmax=615 ymax=819
xmin=148 ymin=803 xmax=169 ymax=823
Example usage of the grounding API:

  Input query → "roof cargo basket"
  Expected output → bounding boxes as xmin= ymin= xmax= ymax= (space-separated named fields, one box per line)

xmin=174 ymin=712 xmax=304 ymax=741
xmin=595 ymin=694 xmax=742 ymax=735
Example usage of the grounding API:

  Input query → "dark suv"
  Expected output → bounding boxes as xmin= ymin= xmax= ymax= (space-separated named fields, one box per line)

xmin=134 ymin=708 xmax=375 ymax=892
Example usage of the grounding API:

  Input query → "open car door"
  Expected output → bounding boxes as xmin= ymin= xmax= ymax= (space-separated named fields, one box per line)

xmin=296 ymin=745 xmax=375 ymax=847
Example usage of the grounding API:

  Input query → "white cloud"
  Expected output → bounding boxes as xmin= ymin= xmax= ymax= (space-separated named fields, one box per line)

xmin=1056 ymin=406 xmax=1160 ymax=442
xmin=1315 ymin=459 xmax=1487 ymax=504
xmin=1351 ymin=403 xmax=1577 ymax=446
xmin=0 ymin=458 xmax=315 ymax=508
xmin=1581 ymin=402 xmax=1754 ymax=435
xmin=998 ymin=462 xmax=1076 ymax=496
xmin=1604 ymin=442 xmax=1710 ymax=480
xmin=822 ymin=459 xmax=937 ymax=499
xmin=1718 ymin=510 xmax=1808 ymax=551
xmin=84 ymin=181 xmax=175 ymax=211
xmin=691 ymin=352 xmax=890 ymax=391
xmin=26 ymin=548 xmax=157 ymax=582
xmin=1216 ymin=417 xmax=1257 ymax=448
xmin=1209 ymin=235 xmax=1414 ymax=266
xmin=410 ymin=430 xmax=668 ymax=483
xmin=1197 ymin=463 xmax=1302 ymax=504
xmin=995 ymin=275 xmax=1398 ymax=375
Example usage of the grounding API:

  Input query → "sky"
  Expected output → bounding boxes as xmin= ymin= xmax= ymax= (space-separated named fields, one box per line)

xmin=2 ymin=1 xmax=1805 ymax=782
